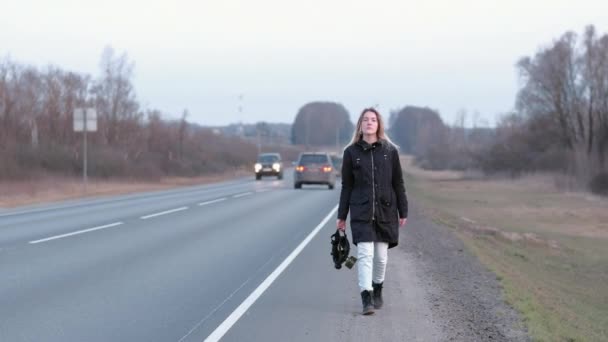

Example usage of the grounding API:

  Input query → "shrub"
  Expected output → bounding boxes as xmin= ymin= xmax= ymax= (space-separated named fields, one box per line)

xmin=589 ymin=172 xmax=608 ymax=196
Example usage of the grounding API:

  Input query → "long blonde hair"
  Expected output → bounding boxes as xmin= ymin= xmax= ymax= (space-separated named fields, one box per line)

xmin=345 ymin=107 xmax=399 ymax=149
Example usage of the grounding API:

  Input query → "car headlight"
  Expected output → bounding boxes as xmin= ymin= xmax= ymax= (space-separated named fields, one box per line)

xmin=272 ymin=163 xmax=281 ymax=171
xmin=255 ymin=163 xmax=262 ymax=172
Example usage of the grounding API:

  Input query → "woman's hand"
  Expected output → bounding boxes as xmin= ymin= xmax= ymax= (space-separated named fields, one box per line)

xmin=399 ymin=218 xmax=407 ymax=227
xmin=337 ymin=219 xmax=346 ymax=231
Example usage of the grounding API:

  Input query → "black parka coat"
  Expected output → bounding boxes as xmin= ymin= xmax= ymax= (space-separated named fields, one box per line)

xmin=338 ymin=139 xmax=408 ymax=248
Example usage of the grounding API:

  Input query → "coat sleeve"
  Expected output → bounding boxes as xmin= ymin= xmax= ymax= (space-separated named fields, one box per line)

xmin=338 ymin=148 xmax=353 ymax=220
xmin=391 ymin=148 xmax=408 ymax=218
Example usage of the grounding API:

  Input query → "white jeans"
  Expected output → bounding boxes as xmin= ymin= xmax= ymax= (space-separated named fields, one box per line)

xmin=357 ymin=242 xmax=389 ymax=292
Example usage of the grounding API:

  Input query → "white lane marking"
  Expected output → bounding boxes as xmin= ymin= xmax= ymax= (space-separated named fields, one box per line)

xmin=0 ymin=179 xmax=252 ymax=219
xmin=232 ymin=192 xmax=253 ymax=198
xmin=177 ymin=275 xmax=253 ymax=342
xmin=202 ymin=204 xmax=339 ymax=342
xmin=29 ymin=222 xmax=124 ymax=244
xmin=255 ymin=189 xmax=270 ymax=193
xmin=140 ymin=207 xmax=188 ymax=220
xmin=198 ymin=198 xmax=227 ymax=206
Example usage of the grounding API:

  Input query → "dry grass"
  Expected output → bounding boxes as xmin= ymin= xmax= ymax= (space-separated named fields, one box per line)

xmin=403 ymin=156 xmax=608 ymax=239
xmin=0 ymin=169 xmax=250 ymax=208
xmin=403 ymin=155 xmax=608 ymax=342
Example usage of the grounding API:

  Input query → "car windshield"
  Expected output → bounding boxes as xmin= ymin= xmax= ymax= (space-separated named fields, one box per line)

xmin=258 ymin=155 xmax=279 ymax=163
xmin=299 ymin=155 xmax=329 ymax=165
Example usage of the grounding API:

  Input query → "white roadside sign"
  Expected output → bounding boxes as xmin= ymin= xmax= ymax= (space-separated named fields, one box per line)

xmin=73 ymin=108 xmax=97 ymax=132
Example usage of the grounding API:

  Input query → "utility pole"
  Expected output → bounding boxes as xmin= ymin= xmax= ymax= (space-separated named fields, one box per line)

xmin=256 ymin=123 xmax=262 ymax=154
xmin=336 ymin=125 xmax=339 ymax=153
xmin=306 ymin=113 xmax=310 ymax=149
xmin=238 ymin=93 xmax=244 ymax=137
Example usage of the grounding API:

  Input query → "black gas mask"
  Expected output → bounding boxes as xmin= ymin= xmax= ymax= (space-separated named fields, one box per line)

xmin=330 ymin=229 xmax=357 ymax=269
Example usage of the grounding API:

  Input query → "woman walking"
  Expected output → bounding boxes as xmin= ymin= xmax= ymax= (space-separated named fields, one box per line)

xmin=337 ymin=107 xmax=408 ymax=315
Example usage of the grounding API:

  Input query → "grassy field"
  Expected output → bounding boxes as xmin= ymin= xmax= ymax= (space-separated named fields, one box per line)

xmin=402 ymin=156 xmax=608 ymax=342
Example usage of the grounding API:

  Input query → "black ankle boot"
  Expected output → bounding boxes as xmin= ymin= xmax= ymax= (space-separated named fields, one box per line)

xmin=372 ymin=282 xmax=383 ymax=309
xmin=360 ymin=290 xmax=375 ymax=315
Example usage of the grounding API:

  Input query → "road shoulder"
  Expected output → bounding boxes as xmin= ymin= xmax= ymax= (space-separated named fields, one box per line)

xmin=401 ymin=204 xmax=530 ymax=341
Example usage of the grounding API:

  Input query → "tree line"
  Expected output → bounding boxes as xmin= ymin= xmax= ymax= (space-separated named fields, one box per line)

xmin=0 ymin=47 xmax=291 ymax=180
xmin=291 ymin=102 xmax=354 ymax=147
xmin=3 ymin=25 xmax=606 ymax=195
xmin=388 ymin=25 xmax=608 ymax=194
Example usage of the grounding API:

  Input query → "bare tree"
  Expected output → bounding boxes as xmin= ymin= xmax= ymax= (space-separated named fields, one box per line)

xmin=0 ymin=53 xmax=280 ymax=180
xmin=92 ymin=46 xmax=139 ymax=146
xmin=291 ymin=102 xmax=353 ymax=146
xmin=389 ymin=106 xmax=444 ymax=154
xmin=581 ymin=26 xmax=608 ymax=169
xmin=517 ymin=25 xmax=608 ymax=179
xmin=179 ymin=109 xmax=189 ymax=160
xmin=0 ymin=58 xmax=23 ymax=147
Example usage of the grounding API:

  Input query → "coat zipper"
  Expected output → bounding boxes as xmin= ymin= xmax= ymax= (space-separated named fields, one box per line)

xmin=371 ymin=146 xmax=376 ymax=221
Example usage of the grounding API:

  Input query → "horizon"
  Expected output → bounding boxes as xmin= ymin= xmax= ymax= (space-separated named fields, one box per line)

xmin=2 ymin=0 xmax=606 ymax=127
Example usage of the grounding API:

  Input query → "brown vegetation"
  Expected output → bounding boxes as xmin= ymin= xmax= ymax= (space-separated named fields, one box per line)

xmin=397 ymin=25 xmax=608 ymax=195
xmin=0 ymin=48 xmax=300 ymax=182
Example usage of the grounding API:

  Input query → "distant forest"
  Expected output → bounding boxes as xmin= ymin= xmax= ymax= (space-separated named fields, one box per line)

xmin=2 ymin=26 xmax=607 ymax=194
xmin=0 ymin=47 xmax=300 ymax=180
xmin=387 ymin=26 xmax=608 ymax=195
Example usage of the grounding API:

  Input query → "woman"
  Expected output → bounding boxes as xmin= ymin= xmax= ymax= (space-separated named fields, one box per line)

xmin=337 ymin=107 xmax=408 ymax=315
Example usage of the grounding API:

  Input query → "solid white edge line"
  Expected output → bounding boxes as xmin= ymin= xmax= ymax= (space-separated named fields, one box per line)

xmin=198 ymin=198 xmax=227 ymax=206
xmin=29 ymin=222 xmax=124 ymax=244
xmin=177 ymin=274 xmax=253 ymax=342
xmin=140 ymin=207 xmax=188 ymax=220
xmin=202 ymin=204 xmax=339 ymax=342
xmin=232 ymin=192 xmax=253 ymax=198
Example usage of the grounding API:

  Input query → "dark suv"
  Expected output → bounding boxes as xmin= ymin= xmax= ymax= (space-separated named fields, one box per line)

xmin=254 ymin=153 xmax=283 ymax=180
xmin=294 ymin=152 xmax=336 ymax=189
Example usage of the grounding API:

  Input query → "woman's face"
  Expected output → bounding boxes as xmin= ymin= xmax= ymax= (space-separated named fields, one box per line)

xmin=361 ymin=111 xmax=378 ymax=135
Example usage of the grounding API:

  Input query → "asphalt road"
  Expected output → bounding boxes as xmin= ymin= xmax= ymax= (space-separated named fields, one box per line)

xmin=0 ymin=170 xmax=527 ymax=341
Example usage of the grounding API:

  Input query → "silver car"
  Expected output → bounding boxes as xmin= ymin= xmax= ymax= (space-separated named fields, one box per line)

xmin=294 ymin=152 xmax=336 ymax=190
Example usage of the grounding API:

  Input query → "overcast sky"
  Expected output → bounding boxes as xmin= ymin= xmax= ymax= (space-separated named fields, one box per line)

xmin=1 ymin=0 xmax=606 ymax=127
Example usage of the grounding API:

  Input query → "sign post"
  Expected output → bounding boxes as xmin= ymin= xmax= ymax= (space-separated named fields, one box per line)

xmin=73 ymin=108 xmax=97 ymax=193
